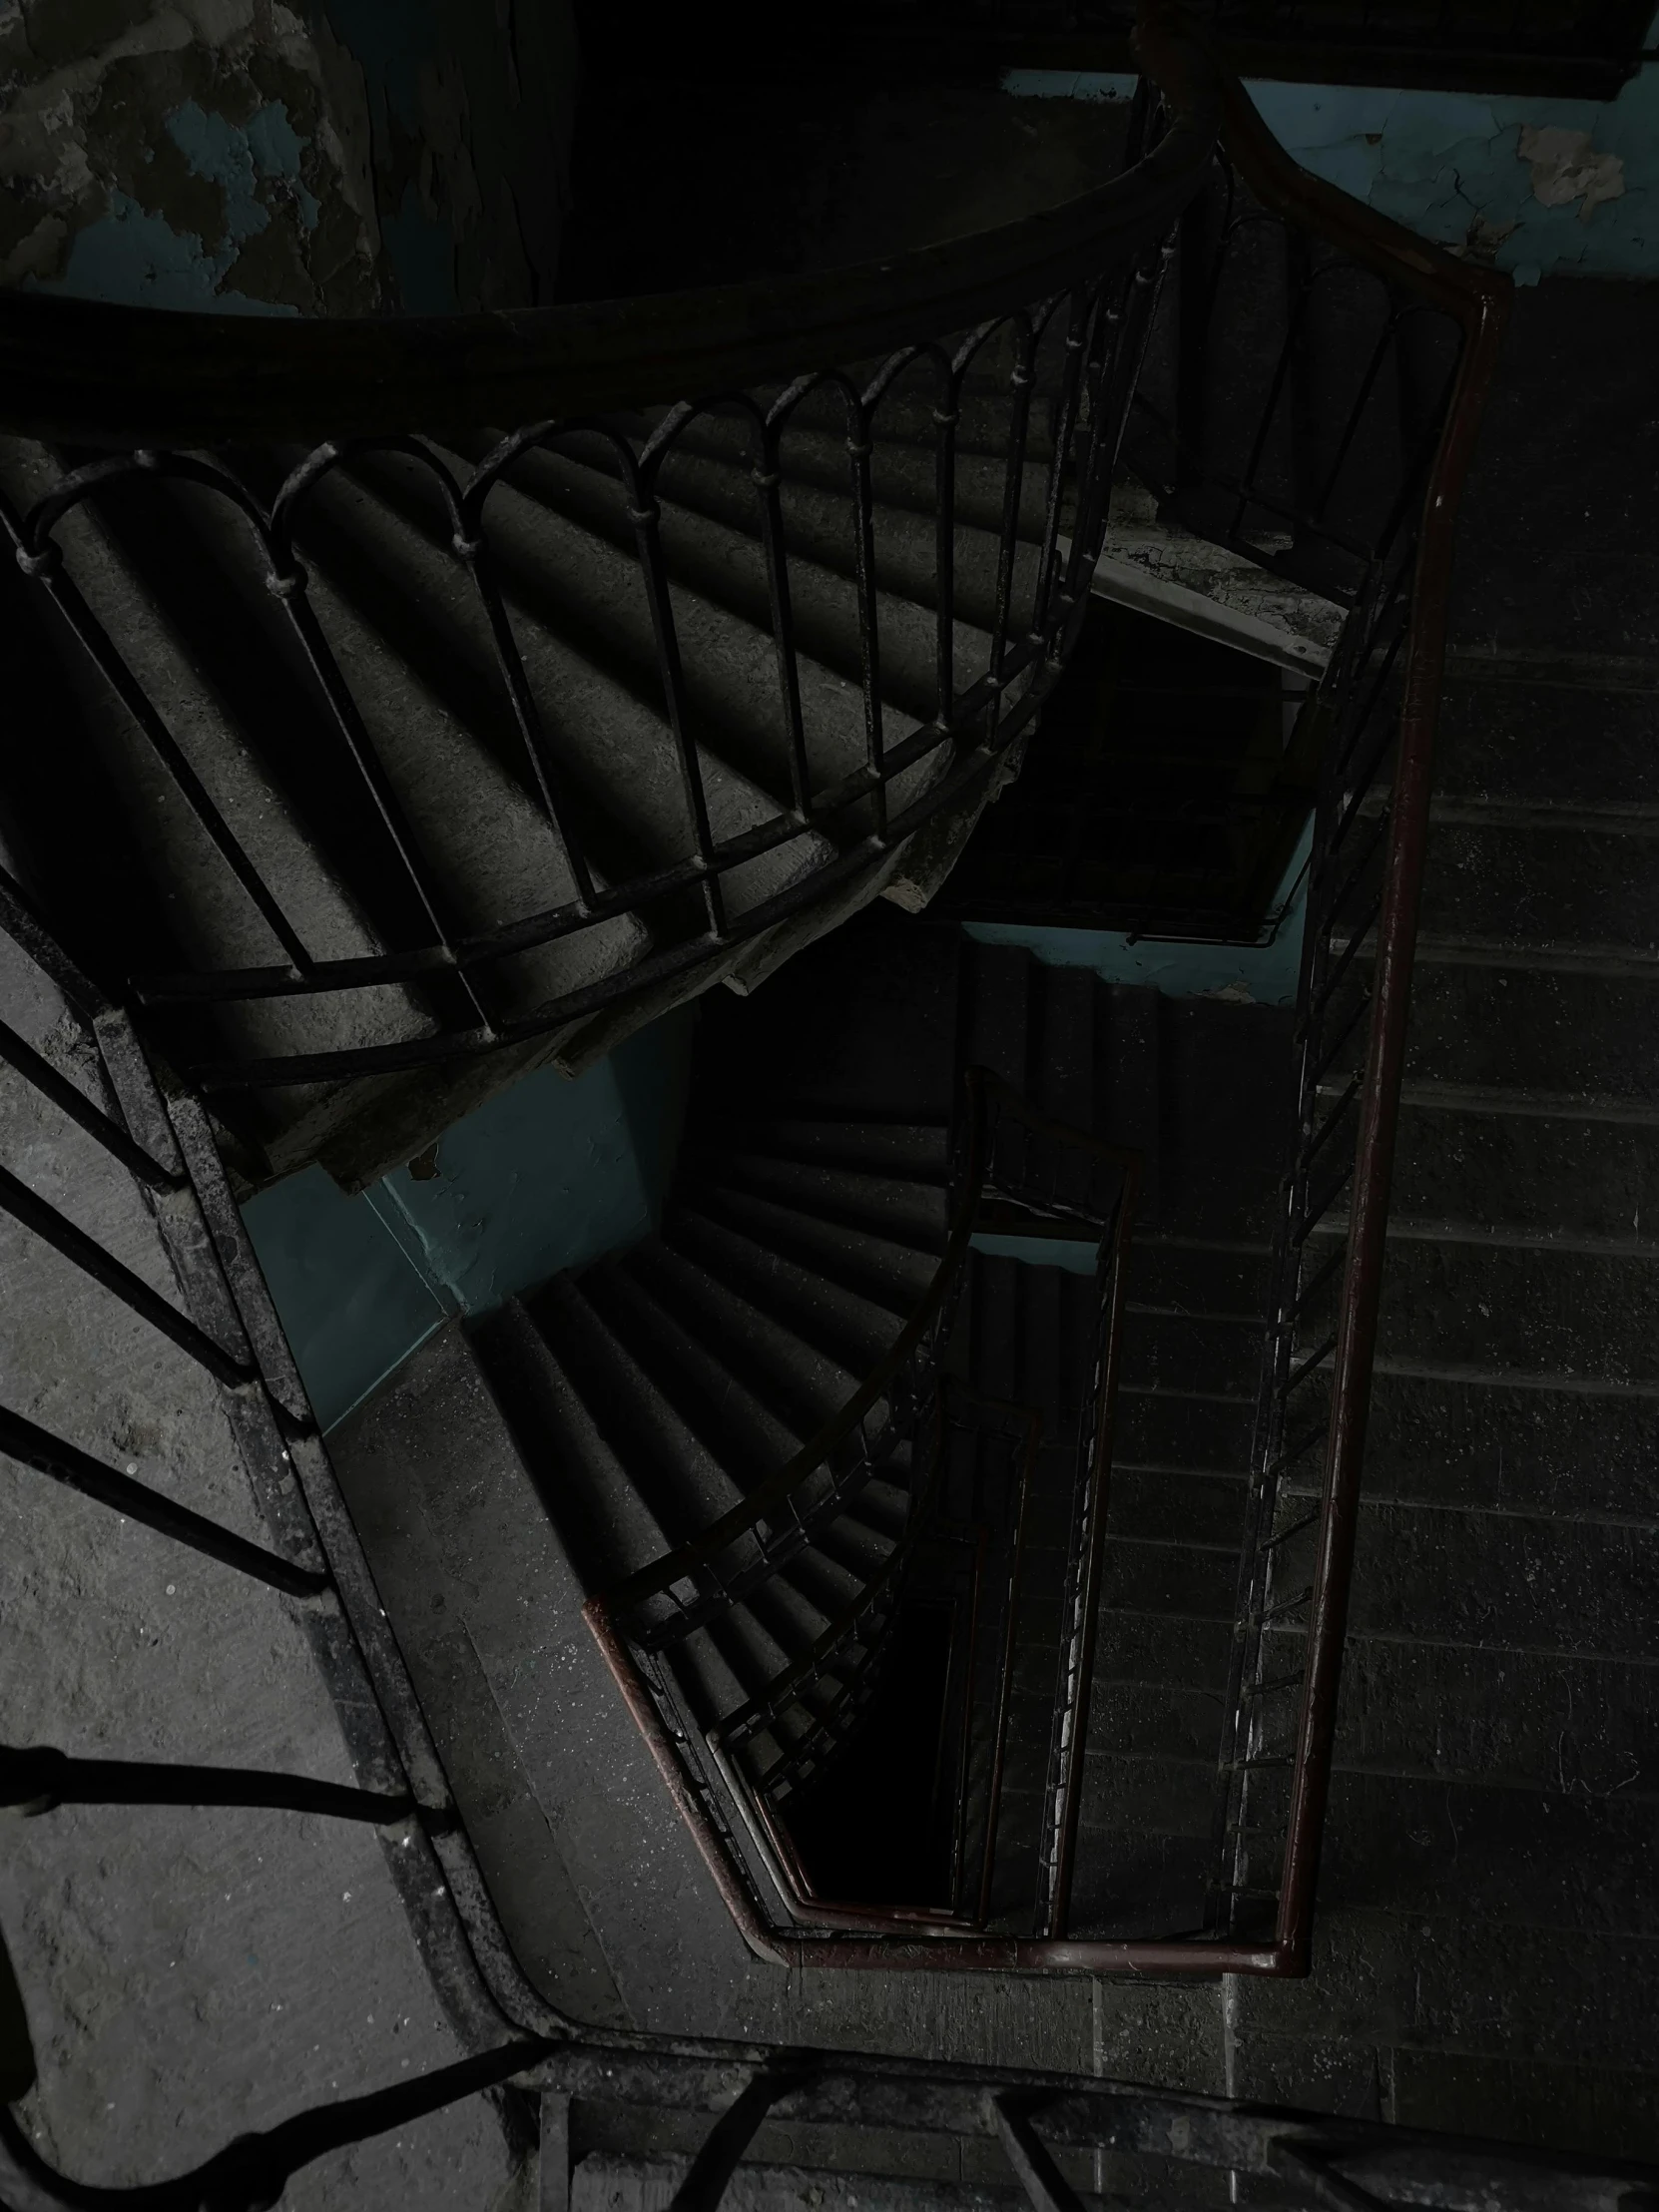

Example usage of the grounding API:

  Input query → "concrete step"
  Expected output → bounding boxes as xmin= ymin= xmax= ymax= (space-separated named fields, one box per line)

xmin=684 ymin=1150 xmax=950 ymax=1253
xmin=1413 ymin=806 xmax=1659 ymax=950
xmin=1242 ymin=1767 xmax=1659 ymax=1937
xmin=590 ymin=1249 xmax=808 ymax=1489
xmin=528 ymin=1272 xmax=751 ymax=1542
xmin=1434 ymin=676 xmax=1659 ymax=810
xmin=1304 ymin=1228 xmax=1659 ymax=1386
xmin=581 ymin=1257 xmax=871 ymax=1627
xmin=964 ymin=941 xmax=1035 ymax=1094
xmin=684 ymin=1180 xmax=937 ymax=1317
xmin=1108 ymin=1465 xmax=1249 ymax=1549
xmin=527 ymin=1275 xmax=839 ymax=1675
xmin=1160 ymin=1003 xmax=1296 ymax=1171
xmin=1230 ymin=1907 xmax=1659 ymax=2082
xmin=1269 ymin=1494 xmax=1659 ymax=1662
xmin=661 ymin=1201 xmax=904 ymax=1377
xmin=1098 ymin=1533 xmax=1240 ymax=1623
xmin=1307 ymin=1623 xmax=1659 ymax=1801
xmin=1373 ymin=1087 xmax=1659 ymax=1241
xmin=638 ymin=1224 xmax=860 ymax=1434
xmin=1113 ymin=1388 xmax=1257 ymax=1477
xmin=1129 ymin=1236 xmax=1275 ymax=1320
xmin=1295 ymin=1365 xmax=1659 ymax=1521
xmin=1029 ymin=959 xmax=1097 ymax=1133
xmin=471 ymin=1296 xmax=672 ymax=1587
xmin=1352 ymin=956 xmax=1659 ymax=1104
xmin=1066 ymin=1829 xmax=1214 ymax=1941
xmin=1120 ymin=1308 xmax=1268 ymax=1399
xmin=707 ymin=1117 xmax=952 ymax=1181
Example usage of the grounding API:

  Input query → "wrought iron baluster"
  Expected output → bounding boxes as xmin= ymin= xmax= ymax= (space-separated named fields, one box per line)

xmin=753 ymin=407 xmax=814 ymax=821
xmin=453 ymin=466 xmax=603 ymax=913
xmin=1031 ymin=290 xmax=1094 ymax=643
xmin=265 ymin=554 xmax=497 ymax=1037
xmin=988 ymin=325 xmax=1037 ymax=705
xmin=6 ymin=526 xmax=315 ymax=979
xmin=628 ymin=468 xmax=728 ymax=941
xmin=934 ymin=390 xmax=960 ymax=730
xmin=845 ymin=402 xmax=887 ymax=841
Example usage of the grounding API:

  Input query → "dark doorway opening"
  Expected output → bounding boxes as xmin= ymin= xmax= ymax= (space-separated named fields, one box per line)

xmin=935 ymin=597 xmax=1318 ymax=943
xmin=780 ymin=1601 xmax=957 ymax=1909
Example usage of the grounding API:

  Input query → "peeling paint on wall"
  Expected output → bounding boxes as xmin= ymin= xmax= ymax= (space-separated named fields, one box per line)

xmin=0 ymin=0 xmax=575 ymax=313
xmin=1005 ymin=36 xmax=1659 ymax=284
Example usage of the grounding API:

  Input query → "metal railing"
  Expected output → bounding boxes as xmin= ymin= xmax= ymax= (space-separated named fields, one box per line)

xmin=587 ymin=1066 xmax=1145 ymax=1966
xmin=0 ymin=886 xmax=574 ymax=2159
xmin=0 ymin=21 xmax=1216 ymax=1175
xmin=0 ymin=12 xmax=1521 ymax=2203
xmin=1197 ymin=59 xmax=1511 ymax=1970
xmin=710 ymin=1382 xmax=1042 ymax=1936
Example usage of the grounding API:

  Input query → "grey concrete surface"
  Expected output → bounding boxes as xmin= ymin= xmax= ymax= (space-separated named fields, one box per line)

xmin=0 ymin=936 xmax=516 ymax=2208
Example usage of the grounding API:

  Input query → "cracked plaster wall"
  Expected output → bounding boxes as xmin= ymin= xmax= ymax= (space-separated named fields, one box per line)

xmin=1008 ymin=18 xmax=1659 ymax=285
xmin=0 ymin=0 xmax=575 ymax=315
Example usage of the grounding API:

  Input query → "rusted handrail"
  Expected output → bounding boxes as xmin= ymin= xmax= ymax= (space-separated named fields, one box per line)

xmin=1207 ymin=52 xmax=1511 ymax=1972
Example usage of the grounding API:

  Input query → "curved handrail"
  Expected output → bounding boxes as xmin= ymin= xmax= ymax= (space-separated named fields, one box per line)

xmin=0 ymin=10 xmax=1218 ymax=444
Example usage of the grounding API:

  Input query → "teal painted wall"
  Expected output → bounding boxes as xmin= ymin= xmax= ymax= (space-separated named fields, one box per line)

xmin=1006 ymin=25 xmax=1659 ymax=285
xmin=964 ymin=818 xmax=1313 ymax=1008
xmin=244 ymin=1006 xmax=696 ymax=1431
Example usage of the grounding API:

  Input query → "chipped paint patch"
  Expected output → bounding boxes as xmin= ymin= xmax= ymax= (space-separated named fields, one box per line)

xmin=54 ymin=187 xmax=295 ymax=308
xmin=0 ymin=0 xmax=574 ymax=312
xmin=1518 ymin=124 xmax=1625 ymax=223
xmin=1006 ymin=57 xmax=1659 ymax=283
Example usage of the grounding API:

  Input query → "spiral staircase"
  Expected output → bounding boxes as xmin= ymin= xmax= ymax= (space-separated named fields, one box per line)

xmin=11 ymin=11 xmax=1657 ymax=2212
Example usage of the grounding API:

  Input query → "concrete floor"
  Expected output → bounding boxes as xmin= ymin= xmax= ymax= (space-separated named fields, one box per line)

xmin=0 ymin=931 xmax=518 ymax=2209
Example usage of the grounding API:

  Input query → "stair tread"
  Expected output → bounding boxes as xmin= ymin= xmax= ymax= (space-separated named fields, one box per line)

xmin=682 ymin=1149 xmax=950 ymax=1249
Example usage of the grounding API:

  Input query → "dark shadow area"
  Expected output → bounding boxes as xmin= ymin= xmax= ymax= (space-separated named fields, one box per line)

xmin=780 ymin=1601 xmax=957 ymax=1908
xmin=556 ymin=79 xmax=1134 ymax=299
xmin=935 ymin=598 xmax=1317 ymax=940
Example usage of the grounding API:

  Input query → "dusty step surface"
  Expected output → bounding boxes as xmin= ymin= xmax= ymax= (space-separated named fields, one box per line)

xmin=0 ymin=965 xmax=511 ymax=2209
xmin=325 ymin=1324 xmax=1120 ymax=2071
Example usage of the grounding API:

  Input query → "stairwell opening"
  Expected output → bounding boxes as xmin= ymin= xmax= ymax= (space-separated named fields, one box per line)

xmin=935 ymin=584 xmax=1324 ymax=946
xmin=775 ymin=1599 xmax=959 ymax=1909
